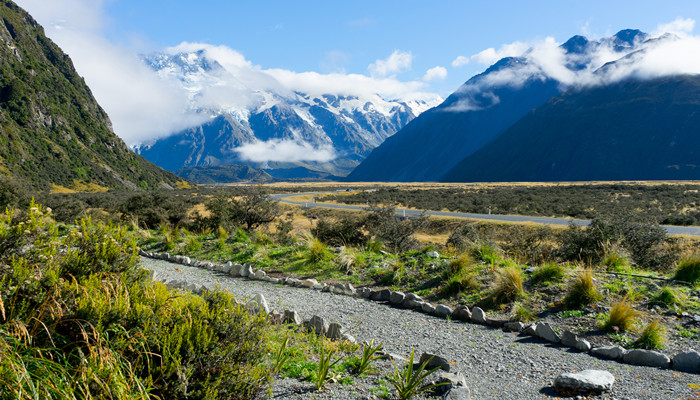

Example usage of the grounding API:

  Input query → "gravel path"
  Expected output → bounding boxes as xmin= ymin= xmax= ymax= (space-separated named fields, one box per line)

xmin=142 ymin=257 xmax=700 ymax=400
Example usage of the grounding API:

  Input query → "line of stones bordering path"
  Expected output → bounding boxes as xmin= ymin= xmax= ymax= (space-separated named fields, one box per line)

xmin=139 ymin=249 xmax=700 ymax=377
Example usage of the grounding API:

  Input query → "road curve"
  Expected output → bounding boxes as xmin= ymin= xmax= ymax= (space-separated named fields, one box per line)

xmin=271 ymin=192 xmax=700 ymax=237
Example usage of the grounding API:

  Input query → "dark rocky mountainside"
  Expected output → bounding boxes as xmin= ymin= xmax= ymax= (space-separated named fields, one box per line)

xmin=442 ymin=76 xmax=700 ymax=182
xmin=176 ymin=164 xmax=274 ymax=184
xmin=0 ymin=0 xmax=185 ymax=190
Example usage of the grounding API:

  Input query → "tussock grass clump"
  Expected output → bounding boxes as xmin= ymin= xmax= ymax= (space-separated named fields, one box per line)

xmin=490 ymin=265 xmax=525 ymax=304
xmin=564 ymin=269 xmax=600 ymax=308
xmin=441 ymin=254 xmax=479 ymax=296
xmin=650 ymin=286 xmax=683 ymax=309
xmin=674 ymin=255 xmax=700 ymax=285
xmin=531 ymin=262 xmax=565 ymax=285
xmin=305 ymin=236 xmax=333 ymax=264
xmin=471 ymin=242 xmax=500 ymax=264
xmin=603 ymin=252 xmax=629 ymax=272
xmin=633 ymin=320 xmax=666 ymax=350
xmin=511 ymin=302 xmax=537 ymax=322
xmin=602 ymin=296 xmax=637 ymax=332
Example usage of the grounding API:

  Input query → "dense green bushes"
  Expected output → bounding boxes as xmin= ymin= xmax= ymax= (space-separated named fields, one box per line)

xmin=0 ymin=203 xmax=272 ymax=399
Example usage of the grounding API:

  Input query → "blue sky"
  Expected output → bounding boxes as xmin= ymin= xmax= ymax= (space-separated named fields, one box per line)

xmin=14 ymin=0 xmax=700 ymax=143
xmin=100 ymin=0 xmax=700 ymax=95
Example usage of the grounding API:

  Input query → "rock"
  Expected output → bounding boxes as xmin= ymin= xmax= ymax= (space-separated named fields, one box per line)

xmin=321 ymin=284 xmax=331 ymax=292
xmin=341 ymin=332 xmax=356 ymax=344
xmin=434 ymin=304 xmax=453 ymax=318
xmin=426 ymin=251 xmax=440 ymax=258
xmin=622 ymin=349 xmax=670 ymax=368
xmin=487 ymin=318 xmax=506 ymax=327
xmin=403 ymin=293 xmax=424 ymax=309
xmin=371 ymin=289 xmax=392 ymax=301
xmin=222 ymin=261 xmax=233 ymax=274
xmin=360 ymin=287 xmax=373 ymax=298
xmin=523 ymin=324 xmax=537 ymax=336
xmin=535 ymin=322 xmax=561 ymax=344
xmin=326 ymin=323 xmax=343 ymax=339
xmin=435 ymin=372 xmax=469 ymax=397
xmin=560 ymin=330 xmax=578 ymax=347
xmin=253 ymin=270 xmax=266 ymax=280
xmin=269 ymin=277 xmax=280 ymax=284
xmin=451 ymin=305 xmax=472 ymax=321
xmin=283 ymin=310 xmax=302 ymax=325
xmin=554 ymin=370 xmax=615 ymax=394
xmin=343 ymin=283 xmax=357 ymax=296
xmin=419 ymin=352 xmax=450 ymax=372
xmin=229 ymin=263 xmax=242 ymax=277
xmin=503 ymin=321 xmax=525 ymax=332
xmin=269 ymin=310 xmax=284 ymax=324
xmin=421 ymin=302 xmax=436 ymax=314
xmin=313 ymin=283 xmax=325 ymax=290
xmin=591 ymin=345 xmax=627 ymax=360
xmin=301 ymin=278 xmax=318 ymax=288
xmin=673 ymin=350 xmax=700 ymax=373
xmin=390 ymin=291 xmax=406 ymax=305
xmin=575 ymin=339 xmax=592 ymax=352
xmin=241 ymin=264 xmax=253 ymax=278
xmin=287 ymin=278 xmax=300 ymax=287
xmin=332 ymin=283 xmax=345 ymax=295
xmin=444 ymin=386 xmax=473 ymax=400
xmin=305 ymin=315 xmax=328 ymax=336
xmin=182 ymin=257 xmax=191 ymax=265
xmin=245 ymin=294 xmax=269 ymax=315
xmin=471 ymin=307 xmax=487 ymax=324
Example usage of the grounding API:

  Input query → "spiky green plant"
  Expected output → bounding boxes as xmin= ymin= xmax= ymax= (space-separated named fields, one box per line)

xmin=650 ymin=287 xmax=682 ymax=308
xmin=386 ymin=349 xmax=447 ymax=400
xmin=314 ymin=347 xmax=343 ymax=391
xmin=531 ymin=262 xmax=565 ymax=285
xmin=352 ymin=340 xmax=383 ymax=376
xmin=602 ymin=296 xmax=637 ymax=332
xmin=633 ymin=320 xmax=666 ymax=350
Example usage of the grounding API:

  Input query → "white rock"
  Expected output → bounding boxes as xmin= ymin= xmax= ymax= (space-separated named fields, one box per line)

xmin=554 ymin=370 xmax=615 ymax=393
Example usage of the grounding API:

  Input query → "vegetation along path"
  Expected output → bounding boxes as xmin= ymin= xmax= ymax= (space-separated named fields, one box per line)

xmin=272 ymin=192 xmax=700 ymax=237
xmin=142 ymin=256 xmax=699 ymax=400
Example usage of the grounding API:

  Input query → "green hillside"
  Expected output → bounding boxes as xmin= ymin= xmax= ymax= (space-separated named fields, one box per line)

xmin=0 ymin=0 xmax=186 ymax=191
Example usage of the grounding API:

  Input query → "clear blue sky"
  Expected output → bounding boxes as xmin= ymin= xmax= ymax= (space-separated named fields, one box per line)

xmin=99 ymin=0 xmax=700 ymax=95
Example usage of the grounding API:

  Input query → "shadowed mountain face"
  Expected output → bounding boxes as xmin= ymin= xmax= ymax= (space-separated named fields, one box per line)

xmin=441 ymin=76 xmax=700 ymax=182
xmin=135 ymin=51 xmax=441 ymax=179
xmin=347 ymin=29 xmax=700 ymax=183
xmin=0 ymin=1 xmax=185 ymax=191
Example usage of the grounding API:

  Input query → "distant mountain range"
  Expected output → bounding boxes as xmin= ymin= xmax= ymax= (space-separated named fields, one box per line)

xmin=133 ymin=50 xmax=442 ymax=180
xmin=349 ymin=29 xmax=700 ymax=182
xmin=0 ymin=1 xmax=184 ymax=191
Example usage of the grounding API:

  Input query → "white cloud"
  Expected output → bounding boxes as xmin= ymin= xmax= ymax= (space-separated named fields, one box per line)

xmin=368 ymin=50 xmax=413 ymax=77
xmin=470 ymin=41 xmax=530 ymax=65
xmin=423 ymin=66 xmax=447 ymax=81
xmin=654 ymin=17 xmax=695 ymax=37
xmin=451 ymin=56 xmax=469 ymax=67
xmin=16 ymin=0 xmax=206 ymax=146
xmin=235 ymin=139 xmax=336 ymax=163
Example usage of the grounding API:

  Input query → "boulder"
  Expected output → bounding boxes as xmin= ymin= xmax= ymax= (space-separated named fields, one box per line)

xmin=241 ymin=264 xmax=253 ymax=278
xmin=425 ymin=251 xmax=440 ymax=258
xmin=253 ymin=270 xmax=266 ymax=280
xmin=471 ymin=307 xmax=487 ymax=324
xmin=575 ymin=339 xmax=592 ymax=352
xmin=332 ymin=283 xmax=345 ymax=295
xmin=672 ymin=349 xmax=700 ymax=373
xmin=535 ymin=322 xmax=561 ymax=344
xmin=342 ymin=332 xmax=357 ymax=344
xmin=421 ymin=302 xmax=436 ymax=314
xmin=229 ymin=263 xmax=242 ymax=277
xmin=283 ymin=310 xmax=302 ymax=325
xmin=313 ymin=283 xmax=325 ymax=290
xmin=403 ymin=293 xmax=424 ymax=309
xmin=222 ymin=262 xmax=233 ymax=274
xmin=435 ymin=372 xmax=470 ymax=399
xmin=360 ymin=287 xmax=373 ymax=298
xmin=434 ymin=304 xmax=453 ymax=318
xmin=343 ymin=283 xmax=357 ymax=296
xmin=503 ymin=322 xmax=525 ymax=332
xmin=326 ymin=323 xmax=343 ymax=340
xmin=419 ymin=352 xmax=450 ymax=372
xmin=389 ymin=291 xmax=406 ymax=305
xmin=591 ymin=345 xmax=627 ymax=360
xmin=451 ymin=305 xmax=472 ymax=322
xmin=554 ymin=370 xmax=615 ymax=394
xmin=301 ymin=278 xmax=318 ymax=288
xmin=305 ymin=315 xmax=328 ymax=336
xmin=560 ymin=330 xmax=578 ymax=347
xmin=444 ymin=386 xmax=473 ymax=400
xmin=523 ymin=324 xmax=537 ymax=336
xmin=269 ymin=277 xmax=280 ymax=284
xmin=622 ymin=349 xmax=670 ymax=368
xmin=371 ymin=289 xmax=392 ymax=302
xmin=245 ymin=294 xmax=269 ymax=315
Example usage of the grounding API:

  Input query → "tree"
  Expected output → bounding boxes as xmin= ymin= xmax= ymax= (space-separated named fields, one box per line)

xmin=206 ymin=187 xmax=279 ymax=231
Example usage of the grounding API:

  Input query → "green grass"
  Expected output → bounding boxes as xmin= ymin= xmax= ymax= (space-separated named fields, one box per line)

xmin=602 ymin=296 xmax=637 ymax=333
xmin=633 ymin=320 xmax=666 ymax=350
xmin=530 ymin=262 xmax=565 ymax=285
xmin=674 ymin=255 xmax=700 ymax=285
xmin=490 ymin=265 xmax=525 ymax=304
xmin=564 ymin=269 xmax=600 ymax=308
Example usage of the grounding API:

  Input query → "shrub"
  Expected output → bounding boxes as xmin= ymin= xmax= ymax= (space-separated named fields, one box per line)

xmin=650 ymin=287 xmax=682 ymax=308
xmin=305 ymin=236 xmax=333 ymax=264
xmin=441 ymin=254 xmax=479 ymax=296
xmin=490 ymin=266 xmax=525 ymax=304
xmin=531 ymin=263 xmax=565 ymax=285
xmin=558 ymin=218 xmax=620 ymax=265
xmin=204 ymin=187 xmax=279 ymax=231
xmin=603 ymin=252 xmax=629 ymax=272
xmin=446 ymin=223 xmax=480 ymax=251
xmin=503 ymin=225 xmax=554 ymax=265
xmin=511 ymin=303 xmax=537 ymax=322
xmin=364 ymin=206 xmax=426 ymax=254
xmin=311 ymin=217 xmax=366 ymax=247
xmin=622 ymin=221 xmax=675 ymax=270
xmin=674 ymin=255 xmax=700 ymax=285
xmin=633 ymin=320 xmax=666 ymax=350
xmin=471 ymin=241 xmax=500 ymax=264
xmin=602 ymin=296 xmax=637 ymax=332
xmin=564 ymin=269 xmax=600 ymax=308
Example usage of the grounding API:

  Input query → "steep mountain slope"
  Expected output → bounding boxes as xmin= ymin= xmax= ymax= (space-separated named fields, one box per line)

xmin=347 ymin=30 xmax=649 ymax=182
xmin=134 ymin=50 xmax=441 ymax=179
xmin=0 ymin=1 xmax=185 ymax=191
xmin=441 ymin=75 xmax=700 ymax=182
xmin=176 ymin=164 xmax=273 ymax=184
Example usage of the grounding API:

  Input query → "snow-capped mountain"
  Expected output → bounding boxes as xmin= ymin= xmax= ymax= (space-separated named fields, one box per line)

xmin=133 ymin=48 xmax=442 ymax=179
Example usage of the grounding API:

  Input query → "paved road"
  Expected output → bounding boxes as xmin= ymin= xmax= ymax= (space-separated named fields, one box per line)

xmin=271 ymin=192 xmax=700 ymax=237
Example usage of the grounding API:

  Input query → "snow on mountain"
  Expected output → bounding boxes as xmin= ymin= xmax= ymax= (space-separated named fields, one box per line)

xmin=134 ymin=45 xmax=442 ymax=179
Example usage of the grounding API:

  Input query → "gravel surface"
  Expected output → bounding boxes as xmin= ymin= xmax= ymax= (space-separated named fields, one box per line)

xmin=142 ymin=257 xmax=700 ymax=400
